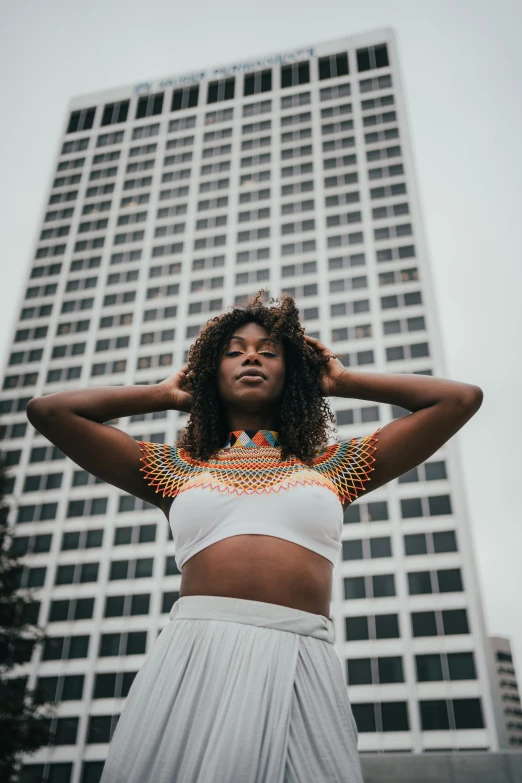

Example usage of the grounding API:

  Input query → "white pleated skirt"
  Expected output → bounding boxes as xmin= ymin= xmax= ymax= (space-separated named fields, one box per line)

xmin=99 ymin=595 xmax=363 ymax=783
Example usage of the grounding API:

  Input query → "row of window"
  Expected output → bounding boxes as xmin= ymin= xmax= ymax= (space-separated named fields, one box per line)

xmin=23 ymin=249 xmax=412 ymax=316
xmin=12 ymin=609 xmax=473 ymax=674
xmin=10 ymin=493 xmax=441 ymax=525
xmin=2 ymin=341 xmax=424 ymax=392
xmin=61 ymin=75 xmax=393 ymax=163
xmin=8 ymin=339 xmax=427 ymax=379
xmin=343 ymin=567 xmax=463 ymax=601
xmin=67 ymin=46 xmax=390 ymax=134
xmin=45 ymin=175 xmax=403 ymax=250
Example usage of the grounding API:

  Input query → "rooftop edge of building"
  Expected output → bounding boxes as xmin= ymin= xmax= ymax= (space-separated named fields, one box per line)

xmin=68 ymin=26 xmax=397 ymax=109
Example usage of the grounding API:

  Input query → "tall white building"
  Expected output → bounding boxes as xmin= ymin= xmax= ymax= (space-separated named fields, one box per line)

xmin=1 ymin=27 xmax=507 ymax=783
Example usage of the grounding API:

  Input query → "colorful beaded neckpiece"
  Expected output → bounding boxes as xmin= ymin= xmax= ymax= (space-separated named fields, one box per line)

xmin=223 ymin=429 xmax=281 ymax=449
xmin=138 ymin=427 xmax=380 ymax=504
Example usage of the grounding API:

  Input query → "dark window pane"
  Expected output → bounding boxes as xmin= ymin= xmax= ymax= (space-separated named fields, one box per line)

xmin=298 ymin=62 xmax=310 ymax=84
xmin=401 ymin=497 xmax=422 ymax=518
xmin=130 ymin=593 xmax=150 ymax=615
xmin=411 ymin=611 xmax=437 ymax=637
xmin=420 ymin=700 xmax=449 ymax=730
xmin=161 ymin=590 xmax=180 ymax=613
xmin=433 ymin=530 xmax=457 ymax=553
xmin=425 ymin=461 xmax=447 ymax=480
xmin=35 ymin=676 xmax=58 ymax=703
xmin=448 ymin=652 xmax=476 ymax=680
xmin=81 ymin=761 xmax=105 ymax=783
xmin=343 ymin=505 xmax=360 ymax=524
xmin=104 ymin=596 xmax=125 ymax=618
xmin=49 ymin=601 xmax=69 ymax=623
xmin=404 ymin=533 xmax=427 ymax=556
xmin=55 ymin=565 xmax=75 ymax=585
xmin=372 ymin=574 xmax=395 ymax=598
xmin=428 ymin=494 xmax=452 ymax=515
xmin=87 ymin=715 xmax=113 ymax=744
xmin=79 ymin=563 xmax=99 ymax=583
xmin=437 ymin=568 xmax=463 ymax=593
xmin=85 ymin=529 xmax=103 ymax=548
xmin=110 ymin=560 xmax=128 ymax=580
xmin=369 ymin=537 xmax=391 ymax=558
xmin=374 ymin=44 xmax=389 ymax=68
xmin=165 ymin=556 xmax=180 ymax=576
xmin=74 ymin=598 xmax=94 ymax=620
xmin=343 ymin=539 xmax=363 ymax=560
xmin=62 ymin=674 xmax=84 ymax=700
xmin=54 ymin=716 xmax=78 ymax=745
xmin=135 ymin=558 xmax=153 ymax=578
xmin=345 ymin=616 xmax=369 ymax=641
xmin=319 ymin=57 xmax=331 ymax=80
xmin=352 ymin=703 xmax=376 ymax=732
xmin=415 ymin=654 xmax=443 ymax=682
xmin=367 ymin=501 xmax=388 ymax=521
xmin=244 ymin=74 xmax=255 ymax=96
xmin=378 ymin=656 xmax=403 ymax=684
xmin=408 ymin=571 xmax=432 ymax=595
xmin=281 ymin=65 xmax=293 ymax=88
xmin=375 ymin=614 xmax=399 ymax=639
xmin=42 ymin=636 xmax=64 ymax=661
xmin=99 ymin=633 xmax=121 ymax=657
xmin=126 ymin=631 xmax=147 ymax=655
xmin=121 ymin=671 xmax=137 ymax=697
xmin=344 ymin=577 xmax=366 ymax=600
xmin=68 ymin=636 xmax=89 ymax=658
xmin=453 ymin=698 xmax=484 ymax=729
xmin=442 ymin=609 xmax=469 ymax=635
xmin=138 ymin=524 xmax=156 ymax=543
xmin=93 ymin=672 xmax=116 ymax=699
xmin=381 ymin=701 xmax=409 ymax=732
xmin=348 ymin=658 xmax=372 ymax=685
xmin=114 ymin=526 xmax=132 ymax=545
xmin=357 ymin=49 xmax=371 ymax=72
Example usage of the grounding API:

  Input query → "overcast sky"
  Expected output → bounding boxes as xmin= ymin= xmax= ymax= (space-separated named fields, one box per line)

xmin=1 ymin=0 xmax=521 ymax=677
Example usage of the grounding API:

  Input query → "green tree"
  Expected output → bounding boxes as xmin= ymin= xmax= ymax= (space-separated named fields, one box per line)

xmin=0 ymin=452 xmax=56 ymax=783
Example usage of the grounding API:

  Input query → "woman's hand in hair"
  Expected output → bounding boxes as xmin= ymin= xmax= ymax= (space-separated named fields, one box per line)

xmin=303 ymin=334 xmax=347 ymax=397
xmin=158 ymin=363 xmax=194 ymax=413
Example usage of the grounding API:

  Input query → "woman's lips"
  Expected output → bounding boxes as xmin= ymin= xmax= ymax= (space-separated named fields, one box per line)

xmin=238 ymin=375 xmax=265 ymax=382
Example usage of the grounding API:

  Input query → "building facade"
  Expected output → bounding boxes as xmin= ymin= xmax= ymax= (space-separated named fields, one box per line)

xmin=1 ymin=27 xmax=506 ymax=782
xmin=490 ymin=637 xmax=522 ymax=748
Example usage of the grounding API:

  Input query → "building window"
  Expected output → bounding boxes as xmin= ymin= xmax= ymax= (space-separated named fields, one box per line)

xmin=357 ymin=44 xmax=390 ymax=73
xmin=318 ymin=52 xmax=349 ymax=80
xmin=67 ymin=107 xmax=96 ymax=134
xmin=281 ymin=61 xmax=310 ymax=88
xmin=244 ymin=69 xmax=272 ymax=96
xmin=171 ymin=85 xmax=199 ymax=112
xmin=136 ymin=92 xmax=164 ymax=119
xmin=101 ymin=100 xmax=129 ymax=126
xmin=207 ymin=78 xmax=235 ymax=104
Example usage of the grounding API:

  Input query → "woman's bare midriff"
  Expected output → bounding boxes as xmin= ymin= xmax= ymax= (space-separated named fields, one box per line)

xmin=178 ymin=535 xmax=334 ymax=619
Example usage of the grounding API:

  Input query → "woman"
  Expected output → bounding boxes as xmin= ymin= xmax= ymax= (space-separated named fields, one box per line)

xmin=26 ymin=292 xmax=483 ymax=782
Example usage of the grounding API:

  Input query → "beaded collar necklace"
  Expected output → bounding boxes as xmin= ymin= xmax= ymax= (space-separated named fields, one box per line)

xmin=223 ymin=429 xmax=281 ymax=449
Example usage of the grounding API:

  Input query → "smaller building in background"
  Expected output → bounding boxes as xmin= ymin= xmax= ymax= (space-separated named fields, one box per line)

xmin=490 ymin=636 xmax=522 ymax=748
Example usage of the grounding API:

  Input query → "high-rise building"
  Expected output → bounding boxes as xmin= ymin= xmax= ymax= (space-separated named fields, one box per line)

xmin=2 ymin=26 xmax=507 ymax=781
xmin=490 ymin=637 xmax=522 ymax=748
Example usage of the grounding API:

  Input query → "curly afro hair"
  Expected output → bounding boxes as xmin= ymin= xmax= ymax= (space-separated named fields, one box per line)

xmin=176 ymin=291 xmax=338 ymax=465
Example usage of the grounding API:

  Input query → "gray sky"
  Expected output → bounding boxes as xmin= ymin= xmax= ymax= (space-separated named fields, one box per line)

xmin=1 ymin=0 xmax=521 ymax=677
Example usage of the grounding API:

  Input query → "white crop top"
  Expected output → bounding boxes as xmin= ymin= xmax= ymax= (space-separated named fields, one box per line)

xmin=138 ymin=428 xmax=380 ymax=572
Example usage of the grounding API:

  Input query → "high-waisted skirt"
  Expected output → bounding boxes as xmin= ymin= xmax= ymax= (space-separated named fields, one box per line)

xmin=99 ymin=595 xmax=363 ymax=783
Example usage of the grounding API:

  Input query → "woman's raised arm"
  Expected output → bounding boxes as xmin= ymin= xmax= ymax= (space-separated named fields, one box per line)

xmin=26 ymin=367 xmax=193 ymax=516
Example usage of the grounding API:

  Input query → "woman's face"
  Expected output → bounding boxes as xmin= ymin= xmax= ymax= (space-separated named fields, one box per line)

xmin=217 ymin=321 xmax=286 ymax=415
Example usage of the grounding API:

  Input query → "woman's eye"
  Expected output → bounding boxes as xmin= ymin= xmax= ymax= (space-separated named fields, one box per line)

xmin=225 ymin=351 xmax=241 ymax=356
